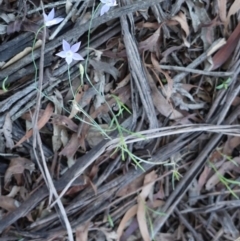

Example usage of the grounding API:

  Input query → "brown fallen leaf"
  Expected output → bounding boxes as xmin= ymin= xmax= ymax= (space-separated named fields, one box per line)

xmin=116 ymin=174 xmax=144 ymax=197
xmin=137 ymin=171 xmax=158 ymax=241
xmin=86 ymin=124 xmax=110 ymax=148
xmin=138 ymin=27 xmax=162 ymax=58
xmin=211 ymin=22 xmax=240 ymax=70
xmin=117 ymin=205 xmax=138 ymax=241
xmin=21 ymin=110 xmax=79 ymax=132
xmin=51 ymin=114 xmax=78 ymax=132
xmin=2 ymin=40 xmax=42 ymax=69
xmin=78 ymin=85 xmax=131 ymax=150
xmin=223 ymin=136 xmax=240 ymax=156
xmin=59 ymin=133 xmax=81 ymax=157
xmin=145 ymin=66 xmax=183 ymax=120
xmin=0 ymin=196 xmax=20 ymax=212
xmin=171 ymin=11 xmax=190 ymax=47
xmin=198 ymin=165 xmax=211 ymax=191
xmin=75 ymin=221 xmax=90 ymax=241
xmin=69 ymin=85 xmax=89 ymax=119
xmin=15 ymin=103 xmax=54 ymax=147
xmin=4 ymin=157 xmax=35 ymax=189
xmin=151 ymin=53 xmax=173 ymax=101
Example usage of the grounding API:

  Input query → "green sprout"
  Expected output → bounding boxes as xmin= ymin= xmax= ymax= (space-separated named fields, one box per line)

xmin=208 ymin=161 xmax=240 ymax=199
xmin=216 ymin=77 xmax=231 ymax=90
xmin=107 ymin=214 xmax=114 ymax=228
xmin=2 ymin=76 xmax=9 ymax=92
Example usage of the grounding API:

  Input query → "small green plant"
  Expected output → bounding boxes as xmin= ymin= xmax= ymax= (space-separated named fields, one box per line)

xmin=208 ymin=161 xmax=240 ymax=199
xmin=2 ymin=76 xmax=9 ymax=92
xmin=164 ymin=157 xmax=182 ymax=190
xmin=216 ymin=77 xmax=231 ymax=90
xmin=218 ymin=150 xmax=239 ymax=166
xmin=145 ymin=204 xmax=166 ymax=241
xmin=107 ymin=214 xmax=114 ymax=228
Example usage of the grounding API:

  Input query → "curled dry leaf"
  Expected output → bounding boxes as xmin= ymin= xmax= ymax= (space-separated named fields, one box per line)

xmin=151 ymin=53 xmax=173 ymax=101
xmin=137 ymin=171 xmax=158 ymax=241
xmin=90 ymin=59 xmax=120 ymax=80
xmin=15 ymin=103 xmax=54 ymax=147
xmin=171 ymin=11 xmax=190 ymax=47
xmin=51 ymin=114 xmax=78 ymax=132
xmin=7 ymin=185 xmax=21 ymax=198
xmin=75 ymin=221 xmax=90 ymax=241
xmin=86 ymin=124 xmax=110 ymax=148
xmin=69 ymin=85 xmax=89 ymax=119
xmin=139 ymin=27 xmax=161 ymax=58
xmin=0 ymin=196 xmax=20 ymax=212
xmin=3 ymin=112 xmax=14 ymax=149
xmin=223 ymin=136 xmax=240 ymax=156
xmin=4 ymin=157 xmax=35 ymax=188
xmin=59 ymin=133 xmax=81 ymax=157
xmin=145 ymin=66 xmax=183 ymax=120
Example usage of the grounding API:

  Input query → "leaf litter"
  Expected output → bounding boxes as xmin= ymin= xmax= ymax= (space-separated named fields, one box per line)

xmin=0 ymin=0 xmax=240 ymax=241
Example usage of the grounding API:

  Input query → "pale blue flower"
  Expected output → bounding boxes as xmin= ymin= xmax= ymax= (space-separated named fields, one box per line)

xmin=56 ymin=40 xmax=84 ymax=65
xmin=100 ymin=0 xmax=117 ymax=16
xmin=44 ymin=8 xmax=64 ymax=27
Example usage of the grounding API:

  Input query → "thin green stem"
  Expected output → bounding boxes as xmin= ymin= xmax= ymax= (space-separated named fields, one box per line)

xmin=32 ymin=25 xmax=45 ymax=85
xmin=67 ymin=65 xmax=75 ymax=99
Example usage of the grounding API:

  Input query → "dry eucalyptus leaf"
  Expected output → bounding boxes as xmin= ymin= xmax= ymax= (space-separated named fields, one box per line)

xmin=89 ymin=59 xmax=120 ymax=80
xmin=86 ymin=124 xmax=109 ymax=148
xmin=2 ymin=40 xmax=42 ymax=69
xmin=75 ymin=221 xmax=90 ymax=241
xmin=0 ymin=196 xmax=20 ymax=212
xmin=66 ymin=0 xmax=73 ymax=14
xmin=4 ymin=157 xmax=35 ymax=188
xmin=139 ymin=27 xmax=161 ymax=58
xmin=146 ymin=69 xmax=183 ymax=119
xmin=137 ymin=171 xmax=158 ymax=241
xmin=3 ymin=113 xmax=14 ymax=149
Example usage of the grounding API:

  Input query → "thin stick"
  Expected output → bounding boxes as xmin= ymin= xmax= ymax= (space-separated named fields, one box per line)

xmin=159 ymin=65 xmax=233 ymax=77
xmin=26 ymin=1 xmax=69 ymax=15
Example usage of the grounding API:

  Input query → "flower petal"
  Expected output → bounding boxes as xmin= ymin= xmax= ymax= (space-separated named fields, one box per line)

xmin=48 ymin=8 xmax=55 ymax=21
xmin=111 ymin=0 xmax=117 ymax=6
xmin=100 ymin=4 xmax=110 ymax=16
xmin=63 ymin=39 xmax=70 ymax=51
xmin=52 ymin=17 xmax=64 ymax=25
xmin=43 ymin=12 xmax=49 ymax=22
xmin=100 ymin=0 xmax=108 ymax=3
xmin=72 ymin=53 xmax=84 ymax=61
xmin=71 ymin=42 xmax=81 ymax=53
xmin=56 ymin=51 xmax=66 ymax=58
xmin=66 ymin=55 xmax=73 ymax=65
